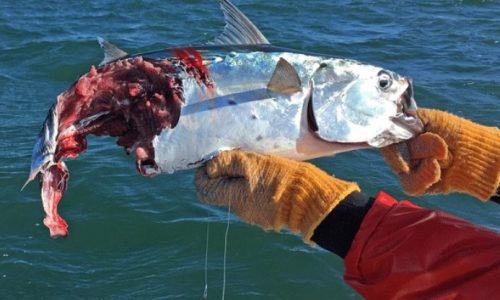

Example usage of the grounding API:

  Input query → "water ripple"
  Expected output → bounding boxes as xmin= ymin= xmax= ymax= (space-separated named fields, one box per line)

xmin=1 ymin=1 xmax=499 ymax=298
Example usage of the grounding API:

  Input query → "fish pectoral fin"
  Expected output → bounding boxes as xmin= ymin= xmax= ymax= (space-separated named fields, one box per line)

xmin=267 ymin=58 xmax=302 ymax=95
xmin=209 ymin=0 xmax=270 ymax=45
xmin=97 ymin=37 xmax=128 ymax=66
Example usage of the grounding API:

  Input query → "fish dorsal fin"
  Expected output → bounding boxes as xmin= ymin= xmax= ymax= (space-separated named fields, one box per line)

xmin=209 ymin=0 xmax=270 ymax=45
xmin=97 ymin=37 xmax=128 ymax=66
xmin=267 ymin=58 xmax=302 ymax=95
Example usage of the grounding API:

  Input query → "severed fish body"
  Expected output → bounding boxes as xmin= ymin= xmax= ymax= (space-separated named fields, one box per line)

xmin=151 ymin=48 xmax=420 ymax=173
xmin=26 ymin=0 xmax=422 ymax=237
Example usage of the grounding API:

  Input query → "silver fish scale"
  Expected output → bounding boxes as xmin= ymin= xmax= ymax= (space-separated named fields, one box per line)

xmin=152 ymin=50 xmax=411 ymax=173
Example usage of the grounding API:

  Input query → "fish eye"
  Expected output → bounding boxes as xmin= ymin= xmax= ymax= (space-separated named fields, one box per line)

xmin=377 ymin=70 xmax=393 ymax=90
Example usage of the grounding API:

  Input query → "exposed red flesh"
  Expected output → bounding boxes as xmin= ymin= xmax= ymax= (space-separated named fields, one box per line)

xmin=41 ymin=162 xmax=69 ymax=238
xmin=39 ymin=54 xmax=213 ymax=237
xmin=55 ymin=56 xmax=185 ymax=167
xmin=172 ymin=47 xmax=213 ymax=90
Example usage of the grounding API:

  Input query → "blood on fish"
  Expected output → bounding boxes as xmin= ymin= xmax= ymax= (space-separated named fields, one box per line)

xmin=75 ymin=77 xmax=91 ymax=97
xmin=41 ymin=162 xmax=69 ymax=238
xmin=54 ymin=57 xmax=185 ymax=172
xmin=88 ymin=65 xmax=97 ymax=77
xmin=41 ymin=56 xmax=213 ymax=236
xmin=172 ymin=47 xmax=214 ymax=91
xmin=128 ymin=83 xmax=142 ymax=97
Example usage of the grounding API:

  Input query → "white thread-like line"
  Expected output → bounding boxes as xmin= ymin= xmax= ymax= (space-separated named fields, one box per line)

xmin=221 ymin=202 xmax=231 ymax=300
xmin=202 ymin=219 xmax=210 ymax=300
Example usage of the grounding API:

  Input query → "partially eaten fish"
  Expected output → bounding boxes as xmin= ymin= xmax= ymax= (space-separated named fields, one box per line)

xmin=25 ymin=0 xmax=422 ymax=238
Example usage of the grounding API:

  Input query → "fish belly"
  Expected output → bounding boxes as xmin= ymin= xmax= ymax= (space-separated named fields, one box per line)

xmin=153 ymin=90 xmax=308 ymax=173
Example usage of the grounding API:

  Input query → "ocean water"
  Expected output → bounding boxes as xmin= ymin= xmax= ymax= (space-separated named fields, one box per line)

xmin=1 ymin=1 xmax=499 ymax=299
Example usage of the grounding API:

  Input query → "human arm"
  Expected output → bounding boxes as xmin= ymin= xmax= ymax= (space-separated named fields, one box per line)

xmin=194 ymin=150 xmax=500 ymax=299
xmin=342 ymin=191 xmax=500 ymax=299
xmin=194 ymin=150 xmax=360 ymax=243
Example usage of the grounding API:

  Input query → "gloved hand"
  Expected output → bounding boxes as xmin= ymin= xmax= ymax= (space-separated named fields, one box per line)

xmin=381 ymin=108 xmax=500 ymax=200
xmin=194 ymin=150 xmax=360 ymax=242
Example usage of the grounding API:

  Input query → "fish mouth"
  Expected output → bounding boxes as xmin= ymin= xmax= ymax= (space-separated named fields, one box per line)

xmin=391 ymin=78 xmax=423 ymax=136
xmin=400 ymin=78 xmax=417 ymax=117
xmin=366 ymin=78 xmax=423 ymax=147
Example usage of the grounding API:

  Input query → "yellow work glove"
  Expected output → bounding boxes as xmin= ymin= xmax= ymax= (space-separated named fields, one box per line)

xmin=381 ymin=108 xmax=500 ymax=200
xmin=194 ymin=150 xmax=360 ymax=242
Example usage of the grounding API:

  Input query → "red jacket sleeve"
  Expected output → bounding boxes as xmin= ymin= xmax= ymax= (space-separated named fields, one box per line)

xmin=344 ymin=192 xmax=500 ymax=300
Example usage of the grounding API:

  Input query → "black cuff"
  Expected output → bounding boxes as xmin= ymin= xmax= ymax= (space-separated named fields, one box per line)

xmin=311 ymin=191 xmax=374 ymax=258
xmin=491 ymin=187 xmax=500 ymax=204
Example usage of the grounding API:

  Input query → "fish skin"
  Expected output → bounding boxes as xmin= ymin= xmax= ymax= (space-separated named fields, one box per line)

xmin=151 ymin=48 xmax=412 ymax=173
xmin=25 ymin=0 xmax=422 ymax=238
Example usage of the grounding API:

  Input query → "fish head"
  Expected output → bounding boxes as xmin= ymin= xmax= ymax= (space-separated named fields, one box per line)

xmin=309 ymin=60 xmax=422 ymax=147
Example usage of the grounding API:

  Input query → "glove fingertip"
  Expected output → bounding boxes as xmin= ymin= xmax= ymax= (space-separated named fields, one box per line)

xmin=207 ymin=150 xmax=251 ymax=178
xmin=194 ymin=166 xmax=207 ymax=180
xmin=402 ymin=158 xmax=441 ymax=195
xmin=194 ymin=174 xmax=210 ymax=192
xmin=381 ymin=144 xmax=411 ymax=174
xmin=410 ymin=132 xmax=448 ymax=160
xmin=205 ymin=150 xmax=234 ymax=178
xmin=195 ymin=177 xmax=226 ymax=205
xmin=196 ymin=191 xmax=219 ymax=207
xmin=431 ymin=134 xmax=448 ymax=160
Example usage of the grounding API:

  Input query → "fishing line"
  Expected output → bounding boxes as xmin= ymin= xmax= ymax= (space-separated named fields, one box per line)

xmin=202 ymin=201 xmax=231 ymax=300
xmin=221 ymin=201 xmax=231 ymax=300
xmin=202 ymin=219 xmax=210 ymax=300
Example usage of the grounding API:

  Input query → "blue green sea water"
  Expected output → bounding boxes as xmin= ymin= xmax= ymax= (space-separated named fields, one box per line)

xmin=1 ymin=1 xmax=499 ymax=299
